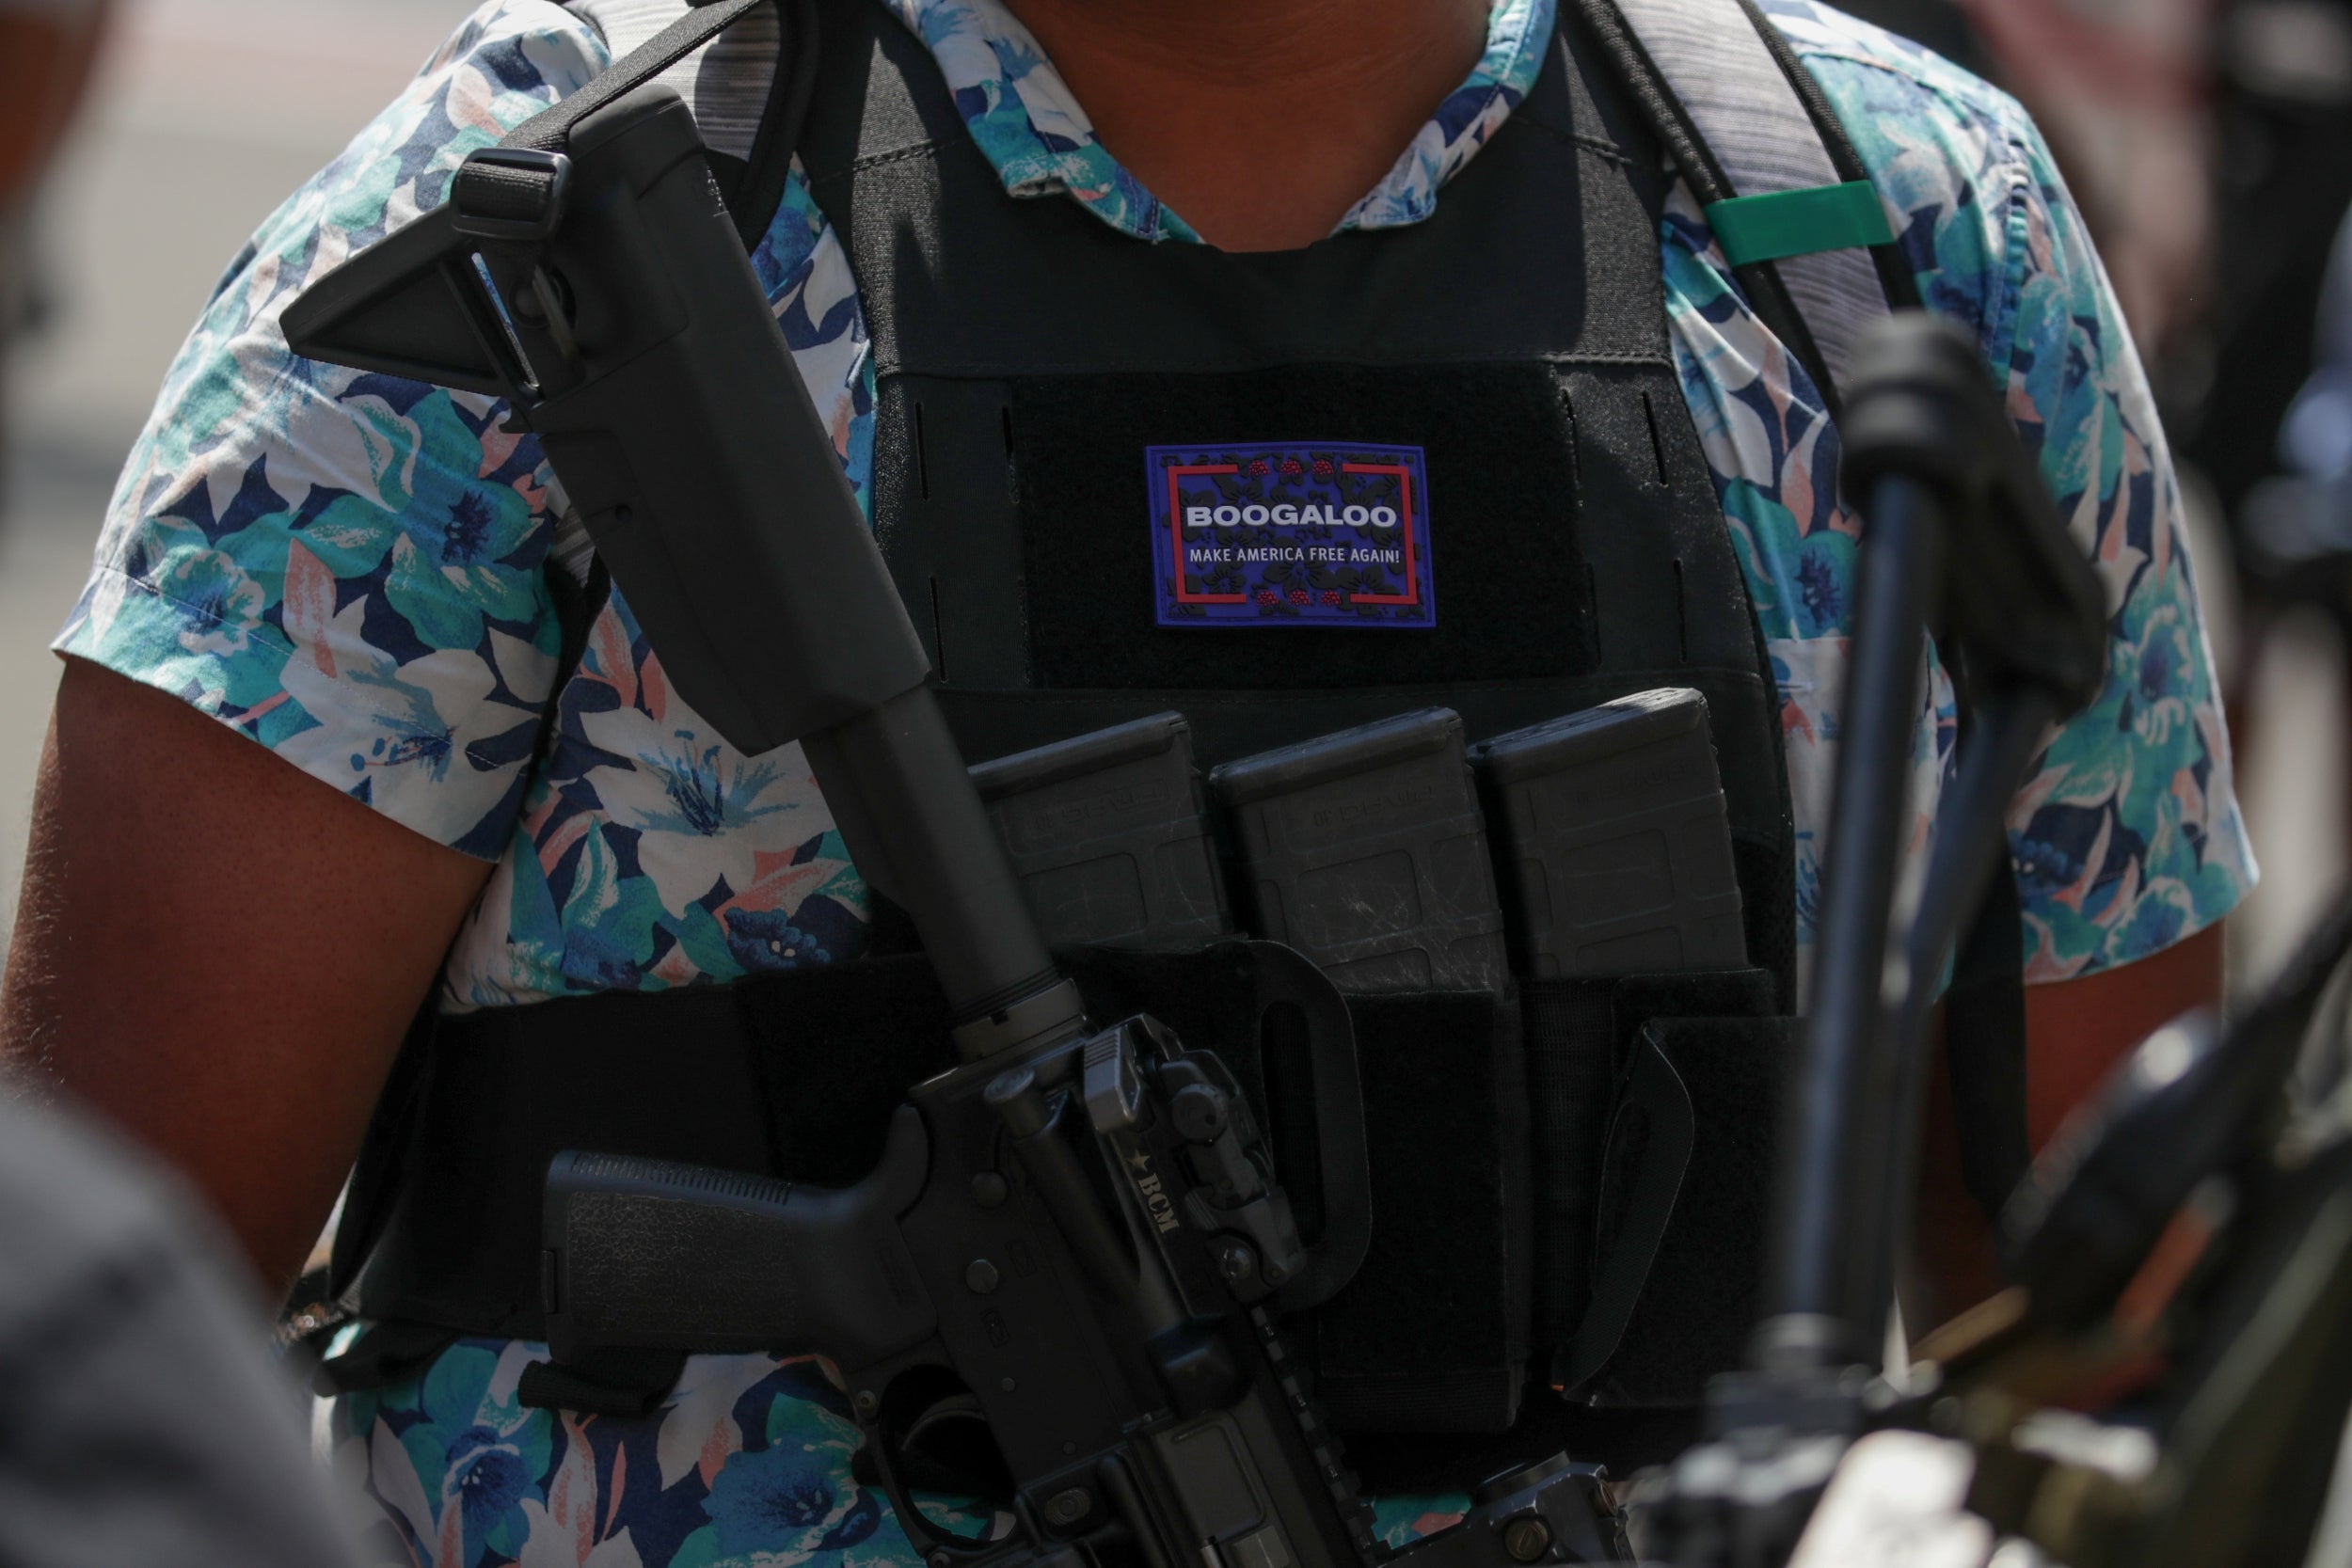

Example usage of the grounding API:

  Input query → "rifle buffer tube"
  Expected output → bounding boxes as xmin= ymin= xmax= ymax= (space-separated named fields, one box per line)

xmin=803 ymin=691 xmax=1082 ymax=1058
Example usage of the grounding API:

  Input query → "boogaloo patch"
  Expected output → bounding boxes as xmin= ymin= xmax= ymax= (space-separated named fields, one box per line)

xmin=1148 ymin=442 xmax=1435 ymax=628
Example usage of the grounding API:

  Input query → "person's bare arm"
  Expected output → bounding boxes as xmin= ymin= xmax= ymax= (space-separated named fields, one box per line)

xmin=0 ymin=657 xmax=494 ymax=1296
xmin=1913 ymin=921 xmax=2227 ymax=1323
xmin=2020 ymin=922 xmax=2226 ymax=1148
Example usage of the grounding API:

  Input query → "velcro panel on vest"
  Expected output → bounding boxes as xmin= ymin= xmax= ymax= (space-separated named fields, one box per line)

xmin=1579 ymin=1012 xmax=1795 ymax=1407
xmin=1521 ymin=968 xmax=1775 ymax=1350
xmin=975 ymin=365 xmax=1593 ymax=693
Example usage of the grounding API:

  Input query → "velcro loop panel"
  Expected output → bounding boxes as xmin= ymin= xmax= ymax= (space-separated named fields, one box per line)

xmin=977 ymin=366 xmax=1593 ymax=695
xmin=1522 ymin=968 xmax=1776 ymax=1352
xmin=1703 ymin=181 xmax=1894 ymax=268
xmin=1575 ymin=1013 xmax=1796 ymax=1407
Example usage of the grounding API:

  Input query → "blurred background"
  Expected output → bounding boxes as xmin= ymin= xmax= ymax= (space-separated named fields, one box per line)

xmin=2 ymin=0 xmax=2351 ymax=990
xmin=0 ymin=0 xmax=470 ymax=934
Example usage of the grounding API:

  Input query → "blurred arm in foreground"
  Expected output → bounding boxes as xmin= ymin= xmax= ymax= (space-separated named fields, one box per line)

xmin=0 ymin=1085 xmax=358 ymax=1566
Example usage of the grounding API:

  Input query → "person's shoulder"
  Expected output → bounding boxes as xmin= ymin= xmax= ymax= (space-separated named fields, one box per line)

xmin=1754 ymin=0 xmax=2039 ymax=155
xmin=412 ymin=0 xmax=610 ymax=98
xmin=1750 ymin=0 xmax=2062 ymax=346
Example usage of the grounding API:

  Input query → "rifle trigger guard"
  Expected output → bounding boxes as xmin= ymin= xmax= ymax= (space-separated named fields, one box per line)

xmin=853 ymin=1391 xmax=994 ymax=1568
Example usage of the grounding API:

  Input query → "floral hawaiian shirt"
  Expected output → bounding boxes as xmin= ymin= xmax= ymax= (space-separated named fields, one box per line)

xmin=60 ymin=0 xmax=2254 ymax=1562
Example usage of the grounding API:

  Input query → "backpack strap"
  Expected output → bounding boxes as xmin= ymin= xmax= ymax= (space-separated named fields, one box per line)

xmin=1581 ymin=0 xmax=2031 ymax=1224
xmin=1576 ymin=0 xmax=1918 ymax=415
xmin=547 ymin=0 xmax=818 ymax=250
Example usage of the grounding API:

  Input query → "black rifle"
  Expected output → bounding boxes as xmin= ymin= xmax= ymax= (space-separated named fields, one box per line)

xmin=283 ymin=70 xmax=1628 ymax=1568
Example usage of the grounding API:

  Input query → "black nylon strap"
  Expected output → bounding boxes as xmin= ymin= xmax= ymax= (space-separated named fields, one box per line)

xmin=1944 ymin=854 xmax=2032 ymax=1221
xmin=532 ymin=552 xmax=612 ymax=771
xmin=708 ymin=0 xmax=822 ymax=249
xmin=545 ymin=0 xmax=818 ymax=250
xmin=1571 ymin=0 xmax=1847 ymax=420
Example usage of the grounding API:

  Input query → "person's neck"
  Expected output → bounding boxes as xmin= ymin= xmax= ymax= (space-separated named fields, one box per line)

xmin=1001 ymin=0 xmax=1493 ymax=252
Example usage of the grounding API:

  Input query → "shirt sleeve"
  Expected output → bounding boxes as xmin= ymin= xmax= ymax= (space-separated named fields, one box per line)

xmin=1786 ymin=13 xmax=2259 ymax=982
xmin=52 ymin=0 xmax=610 ymax=860
xmin=1979 ymin=100 xmax=2257 ymax=980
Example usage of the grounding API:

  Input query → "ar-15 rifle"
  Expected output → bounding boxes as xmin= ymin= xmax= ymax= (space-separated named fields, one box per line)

xmin=281 ymin=25 xmax=1628 ymax=1568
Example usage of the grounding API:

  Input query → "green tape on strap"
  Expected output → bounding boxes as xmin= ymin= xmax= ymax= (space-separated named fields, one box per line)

xmin=1704 ymin=181 xmax=1894 ymax=267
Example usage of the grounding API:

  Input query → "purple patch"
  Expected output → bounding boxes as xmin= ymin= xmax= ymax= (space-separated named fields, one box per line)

xmin=1147 ymin=442 xmax=1435 ymax=628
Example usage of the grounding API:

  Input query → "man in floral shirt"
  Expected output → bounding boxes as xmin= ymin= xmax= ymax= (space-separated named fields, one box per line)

xmin=0 ymin=0 xmax=2252 ymax=1562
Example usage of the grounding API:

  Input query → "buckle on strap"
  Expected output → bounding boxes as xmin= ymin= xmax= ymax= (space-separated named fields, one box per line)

xmin=452 ymin=147 xmax=574 ymax=243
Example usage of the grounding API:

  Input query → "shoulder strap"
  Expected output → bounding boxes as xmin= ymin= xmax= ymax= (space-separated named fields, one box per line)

xmin=545 ymin=0 xmax=817 ymax=250
xmin=1580 ymin=0 xmax=2031 ymax=1223
xmin=1575 ymin=0 xmax=1917 ymax=416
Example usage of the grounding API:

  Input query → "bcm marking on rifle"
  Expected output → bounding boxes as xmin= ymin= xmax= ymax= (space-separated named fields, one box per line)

xmin=1125 ymin=1147 xmax=1183 ymax=1234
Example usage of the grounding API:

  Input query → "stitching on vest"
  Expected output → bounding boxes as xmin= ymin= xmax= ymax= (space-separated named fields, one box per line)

xmin=875 ymin=350 xmax=1677 ymax=377
xmin=806 ymin=138 xmax=955 ymax=183
xmin=1511 ymin=117 xmax=1635 ymax=167
xmin=933 ymin=670 xmax=1771 ymax=705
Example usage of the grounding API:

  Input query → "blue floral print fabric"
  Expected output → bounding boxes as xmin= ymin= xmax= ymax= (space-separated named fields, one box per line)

xmin=324 ymin=1338 xmax=999 ymax=1568
xmin=1691 ymin=0 xmax=2258 ymax=979
xmin=57 ymin=0 xmax=2252 ymax=1011
xmin=63 ymin=0 xmax=2254 ymax=1560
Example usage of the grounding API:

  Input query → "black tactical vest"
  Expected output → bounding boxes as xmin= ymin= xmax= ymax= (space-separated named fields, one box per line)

xmin=326 ymin=0 xmax=1809 ymax=1488
xmin=802 ymin=8 xmax=1797 ymax=978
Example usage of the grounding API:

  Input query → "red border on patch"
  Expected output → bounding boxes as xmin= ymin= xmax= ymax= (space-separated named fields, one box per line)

xmin=1166 ymin=464 xmax=1249 ymax=604
xmin=1341 ymin=463 xmax=1420 ymax=606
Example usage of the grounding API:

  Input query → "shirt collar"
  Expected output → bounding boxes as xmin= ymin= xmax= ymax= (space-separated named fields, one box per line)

xmin=879 ymin=0 xmax=1555 ymax=244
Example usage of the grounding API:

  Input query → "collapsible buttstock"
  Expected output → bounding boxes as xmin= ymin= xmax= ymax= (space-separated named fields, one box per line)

xmin=280 ymin=205 xmax=516 ymax=398
xmin=542 ymin=1105 xmax=936 ymax=1367
xmin=284 ymin=85 xmax=933 ymax=759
